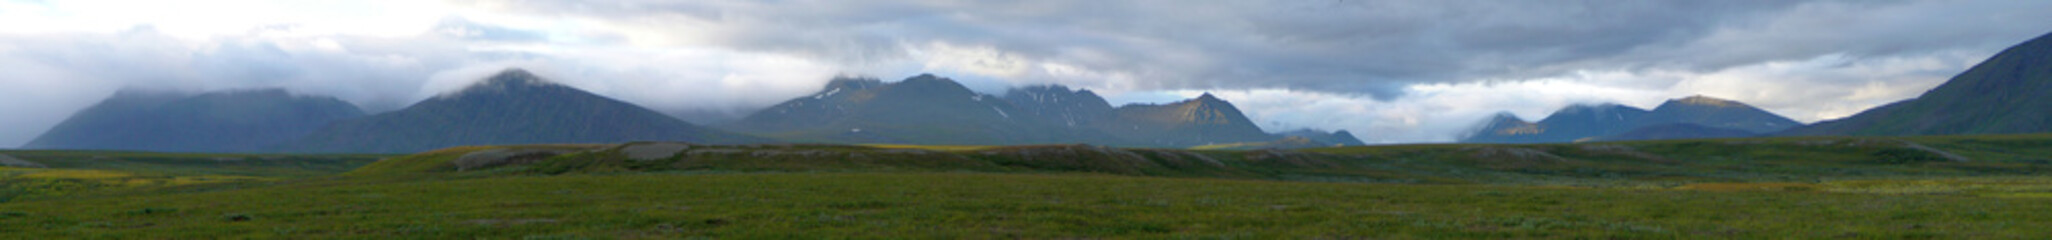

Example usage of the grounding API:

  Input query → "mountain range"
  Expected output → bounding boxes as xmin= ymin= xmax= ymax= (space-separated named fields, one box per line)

xmin=20 ymin=31 xmax=2052 ymax=153
xmin=1460 ymin=95 xmax=1801 ymax=143
xmin=727 ymin=74 xmax=1323 ymax=147
xmin=280 ymin=69 xmax=771 ymax=153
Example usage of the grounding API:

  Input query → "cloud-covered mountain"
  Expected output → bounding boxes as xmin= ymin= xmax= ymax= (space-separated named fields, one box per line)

xmin=1784 ymin=32 xmax=2052 ymax=136
xmin=282 ymin=69 xmax=771 ymax=153
xmin=25 ymin=89 xmax=365 ymax=152
xmin=728 ymin=74 xmax=1320 ymax=147
xmin=1461 ymin=96 xmax=1799 ymax=143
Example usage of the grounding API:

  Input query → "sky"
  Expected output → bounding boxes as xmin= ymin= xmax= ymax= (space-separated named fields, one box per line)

xmin=2 ymin=0 xmax=2050 ymax=147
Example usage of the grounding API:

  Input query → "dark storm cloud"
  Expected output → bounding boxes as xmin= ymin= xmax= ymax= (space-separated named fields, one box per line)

xmin=481 ymin=0 xmax=1836 ymax=99
xmin=486 ymin=0 xmax=2052 ymax=100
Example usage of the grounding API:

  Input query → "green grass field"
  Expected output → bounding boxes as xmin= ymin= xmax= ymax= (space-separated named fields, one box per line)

xmin=4 ymin=134 xmax=2052 ymax=238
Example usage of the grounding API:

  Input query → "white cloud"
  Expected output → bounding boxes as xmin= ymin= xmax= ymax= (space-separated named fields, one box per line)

xmin=1173 ymin=50 xmax=1983 ymax=144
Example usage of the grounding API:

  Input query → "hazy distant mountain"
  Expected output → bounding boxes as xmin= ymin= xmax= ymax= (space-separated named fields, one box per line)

xmin=1459 ymin=112 xmax=1549 ymax=143
xmin=1537 ymin=104 xmax=1651 ymax=138
xmin=727 ymin=74 xmax=1094 ymax=145
xmin=1461 ymin=96 xmax=1798 ymax=143
xmin=1274 ymin=129 xmax=1367 ymax=146
xmin=1461 ymin=103 xmax=1654 ymax=144
xmin=26 ymin=89 xmax=364 ymax=152
xmin=283 ymin=69 xmax=769 ymax=153
xmin=1005 ymin=85 xmax=1280 ymax=146
xmin=1783 ymin=32 xmax=2052 ymax=136
xmin=728 ymin=74 xmax=1324 ymax=147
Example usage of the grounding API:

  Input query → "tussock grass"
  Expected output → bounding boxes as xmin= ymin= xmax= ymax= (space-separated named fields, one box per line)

xmin=4 ymin=173 xmax=2049 ymax=238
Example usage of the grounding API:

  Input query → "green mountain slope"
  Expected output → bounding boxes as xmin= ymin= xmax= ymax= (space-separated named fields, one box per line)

xmin=1784 ymin=32 xmax=2052 ymax=136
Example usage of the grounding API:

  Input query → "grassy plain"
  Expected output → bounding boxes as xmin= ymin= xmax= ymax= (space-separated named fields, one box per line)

xmin=2 ymin=134 xmax=2051 ymax=238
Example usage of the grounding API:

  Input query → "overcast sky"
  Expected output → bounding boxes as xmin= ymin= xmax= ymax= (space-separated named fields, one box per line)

xmin=3 ymin=0 xmax=2050 ymax=147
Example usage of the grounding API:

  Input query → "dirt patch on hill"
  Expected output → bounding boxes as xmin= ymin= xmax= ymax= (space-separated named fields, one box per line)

xmin=454 ymin=148 xmax=582 ymax=171
xmin=620 ymin=142 xmax=693 ymax=161
xmin=1462 ymin=147 xmax=1568 ymax=169
xmin=0 ymin=154 xmax=45 ymax=168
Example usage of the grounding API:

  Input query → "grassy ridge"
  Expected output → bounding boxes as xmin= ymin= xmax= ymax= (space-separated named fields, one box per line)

xmin=0 ymin=150 xmax=385 ymax=202
xmin=346 ymin=134 xmax=2052 ymax=186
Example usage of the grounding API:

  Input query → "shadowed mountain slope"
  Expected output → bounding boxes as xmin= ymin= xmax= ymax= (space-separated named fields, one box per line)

xmin=728 ymin=74 xmax=1325 ymax=147
xmin=1784 ymin=31 xmax=2052 ymax=136
xmin=282 ymin=69 xmax=769 ymax=153
xmin=26 ymin=89 xmax=364 ymax=152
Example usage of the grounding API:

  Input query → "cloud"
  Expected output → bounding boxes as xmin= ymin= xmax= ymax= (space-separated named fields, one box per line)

xmin=472 ymin=0 xmax=1822 ymax=97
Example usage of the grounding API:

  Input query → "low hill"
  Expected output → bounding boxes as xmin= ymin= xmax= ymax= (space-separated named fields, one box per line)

xmin=1593 ymin=123 xmax=1758 ymax=142
xmin=1274 ymin=129 xmax=1367 ymax=146
xmin=348 ymin=134 xmax=2052 ymax=184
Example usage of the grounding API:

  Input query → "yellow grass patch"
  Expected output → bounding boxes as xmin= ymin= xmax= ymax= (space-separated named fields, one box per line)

xmin=860 ymin=144 xmax=994 ymax=152
xmin=17 ymin=169 xmax=133 ymax=179
xmin=1674 ymin=182 xmax=1819 ymax=192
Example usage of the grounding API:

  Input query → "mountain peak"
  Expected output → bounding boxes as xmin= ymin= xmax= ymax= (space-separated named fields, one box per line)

xmin=1489 ymin=111 xmax=1525 ymax=121
xmin=1671 ymin=95 xmax=1744 ymax=108
xmin=896 ymin=74 xmax=966 ymax=89
xmin=1463 ymin=112 xmax=1542 ymax=139
xmin=1196 ymin=92 xmax=1220 ymax=101
xmin=445 ymin=68 xmax=567 ymax=98
xmin=481 ymin=68 xmax=556 ymax=86
xmin=824 ymin=76 xmax=884 ymax=90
